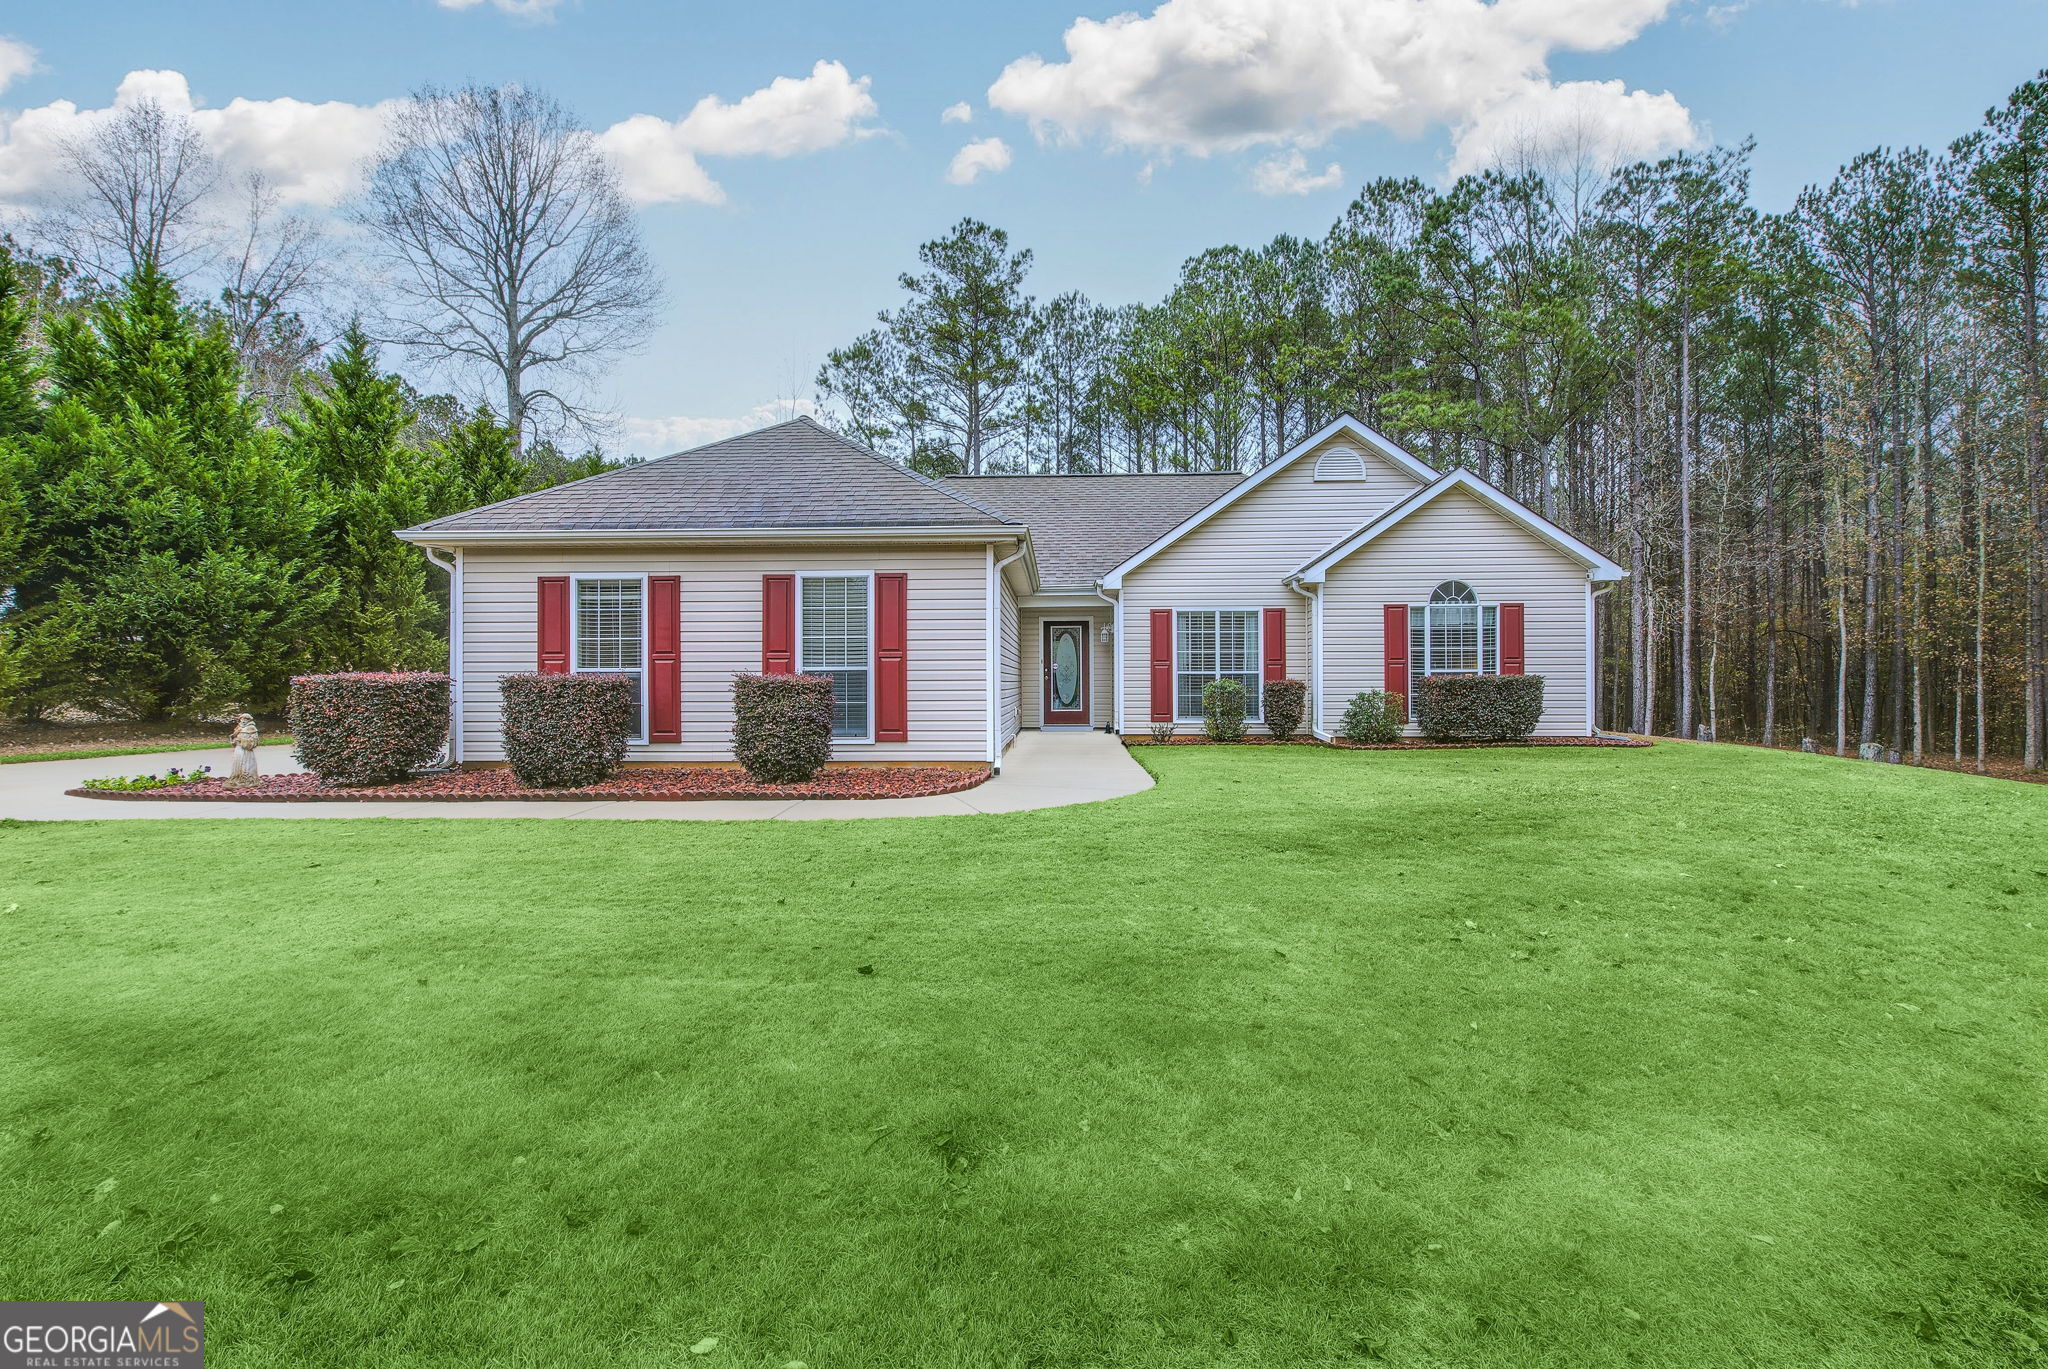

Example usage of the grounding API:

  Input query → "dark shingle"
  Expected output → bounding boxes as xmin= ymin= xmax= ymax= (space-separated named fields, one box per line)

xmin=940 ymin=473 xmax=1245 ymax=586
xmin=403 ymin=417 xmax=1015 ymax=535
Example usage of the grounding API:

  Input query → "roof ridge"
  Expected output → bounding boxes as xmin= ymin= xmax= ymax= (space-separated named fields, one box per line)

xmin=794 ymin=416 xmax=1019 ymax=525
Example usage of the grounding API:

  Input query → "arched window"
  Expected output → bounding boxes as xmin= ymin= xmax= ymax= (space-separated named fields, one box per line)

xmin=1408 ymin=580 xmax=1499 ymax=707
xmin=1313 ymin=446 xmax=1368 ymax=481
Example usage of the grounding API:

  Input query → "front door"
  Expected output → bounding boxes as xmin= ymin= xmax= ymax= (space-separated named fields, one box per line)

xmin=1042 ymin=621 xmax=1091 ymax=727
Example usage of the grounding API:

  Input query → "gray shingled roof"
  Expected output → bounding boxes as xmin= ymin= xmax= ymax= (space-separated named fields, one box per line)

xmin=402 ymin=418 xmax=1015 ymax=536
xmin=940 ymin=473 xmax=1245 ymax=587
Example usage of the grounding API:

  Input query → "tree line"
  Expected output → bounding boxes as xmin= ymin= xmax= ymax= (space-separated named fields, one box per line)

xmin=819 ymin=75 xmax=2048 ymax=771
xmin=0 ymin=81 xmax=661 ymax=723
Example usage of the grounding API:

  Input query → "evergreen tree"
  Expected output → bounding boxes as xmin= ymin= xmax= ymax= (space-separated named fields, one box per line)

xmin=286 ymin=323 xmax=445 ymax=671
xmin=431 ymin=409 xmax=526 ymax=511
xmin=8 ymin=266 xmax=335 ymax=718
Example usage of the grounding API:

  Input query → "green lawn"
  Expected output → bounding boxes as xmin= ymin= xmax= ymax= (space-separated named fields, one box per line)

xmin=2 ymin=745 xmax=2043 ymax=1367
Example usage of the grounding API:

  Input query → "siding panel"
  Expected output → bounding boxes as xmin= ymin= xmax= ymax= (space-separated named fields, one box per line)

xmin=1118 ymin=440 xmax=1422 ymax=734
xmin=459 ymin=545 xmax=990 ymax=762
xmin=1319 ymin=486 xmax=1592 ymax=736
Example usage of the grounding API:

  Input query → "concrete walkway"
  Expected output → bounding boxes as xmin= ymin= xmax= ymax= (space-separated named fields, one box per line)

xmin=0 ymin=729 xmax=1153 ymax=821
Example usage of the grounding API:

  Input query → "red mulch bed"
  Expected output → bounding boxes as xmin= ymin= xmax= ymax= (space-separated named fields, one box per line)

xmin=1130 ymin=734 xmax=1651 ymax=750
xmin=68 ymin=766 xmax=990 ymax=803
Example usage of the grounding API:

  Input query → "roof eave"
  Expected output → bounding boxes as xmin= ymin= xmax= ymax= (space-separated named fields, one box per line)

xmin=1099 ymin=414 xmax=1433 ymax=588
xmin=1293 ymin=469 xmax=1627 ymax=583
xmin=395 ymin=522 xmax=1023 ymax=548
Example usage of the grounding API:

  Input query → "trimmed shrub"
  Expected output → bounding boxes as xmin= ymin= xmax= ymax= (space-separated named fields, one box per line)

xmin=1415 ymin=674 xmax=1545 ymax=741
xmin=499 ymin=672 xmax=637 ymax=788
xmin=732 ymin=673 xmax=835 ymax=783
xmin=1202 ymin=678 xmax=1248 ymax=742
xmin=1339 ymin=690 xmax=1405 ymax=744
xmin=1262 ymin=678 xmax=1307 ymax=740
xmin=290 ymin=672 xmax=450 ymax=785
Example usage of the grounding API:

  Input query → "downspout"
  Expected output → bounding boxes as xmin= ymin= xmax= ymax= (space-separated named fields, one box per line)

xmin=1093 ymin=583 xmax=1120 ymax=734
xmin=1287 ymin=576 xmax=1322 ymax=738
xmin=987 ymin=543 xmax=1028 ymax=771
xmin=1589 ymin=578 xmax=1620 ymax=740
xmin=421 ymin=545 xmax=462 ymax=767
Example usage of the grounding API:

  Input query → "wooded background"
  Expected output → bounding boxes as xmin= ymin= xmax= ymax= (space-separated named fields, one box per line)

xmin=4 ymin=73 xmax=2047 ymax=776
xmin=821 ymin=79 xmax=2048 ymax=772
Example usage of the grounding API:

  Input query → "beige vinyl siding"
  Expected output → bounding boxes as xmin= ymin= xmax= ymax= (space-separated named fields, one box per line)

xmin=1319 ymin=485 xmax=1593 ymax=736
xmin=999 ymin=575 xmax=1021 ymax=746
xmin=458 ymin=544 xmax=991 ymax=762
xmin=1118 ymin=438 xmax=1421 ymax=733
xmin=1018 ymin=607 xmax=1112 ymax=728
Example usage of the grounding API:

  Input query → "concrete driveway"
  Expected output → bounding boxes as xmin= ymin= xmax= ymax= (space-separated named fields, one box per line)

xmin=0 ymin=729 xmax=1153 ymax=821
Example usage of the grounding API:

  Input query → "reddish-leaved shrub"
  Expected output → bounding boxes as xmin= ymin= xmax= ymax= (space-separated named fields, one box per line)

xmin=499 ymin=673 xmax=637 ymax=788
xmin=1262 ymin=678 xmax=1307 ymax=740
xmin=732 ymin=673 xmax=834 ymax=783
xmin=1415 ymin=674 xmax=1545 ymax=741
xmin=290 ymin=672 xmax=451 ymax=785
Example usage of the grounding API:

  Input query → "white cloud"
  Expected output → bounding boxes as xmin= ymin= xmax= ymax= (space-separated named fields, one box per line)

xmin=941 ymin=101 xmax=974 ymax=124
xmin=1445 ymin=77 xmax=1697 ymax=178
xmin=1250 ymin=149 xmax=1342 ymax=195
xmin=0 ymin=36 xmax=39 ymax=95
xmin=0 ymin=69 xmax=402 ymax=209
xmin=619 ymin=398 xmax=822 ymax=456
xmin=986 ymin=0 xmax=1696 ymax=180
xmin=945 ymin=136 xmax=1013 ymax=186
xmin=596 ymin=60 xmax=880 ymax=205
xmin=437 ymin=0 xmax=567 ymax=17
xmin=0 ymin=60 xmax=881 ymax=217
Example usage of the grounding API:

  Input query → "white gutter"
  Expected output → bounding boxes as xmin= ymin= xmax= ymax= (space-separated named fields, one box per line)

xmin=394 ymin=524 xmax=1019 ymax=548
xmin=987 ymin=544 xmax=1029 ymax=770
xmin=420 ymin=545 xmax=463 ymax=766
xmin=1286 ymin=576 xmax=1323 ymax=738
xmin=1092 ymin=583 xmax=1121 ymax=734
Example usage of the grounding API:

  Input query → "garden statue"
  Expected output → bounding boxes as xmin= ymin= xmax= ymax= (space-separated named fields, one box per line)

xmin=225 ymin=713 xmax=262 ymax=788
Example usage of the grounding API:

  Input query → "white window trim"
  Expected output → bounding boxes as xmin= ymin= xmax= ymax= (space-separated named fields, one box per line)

xmin=796 ymin=570 xmax=876 ymax=746
xmin=568 ymin=573 xmax=649 ymax=746
xmin=1408 ymin=581 xmax=1500 ymax=720
xmin=1173 ymin=607 xmax=1265 ymax=723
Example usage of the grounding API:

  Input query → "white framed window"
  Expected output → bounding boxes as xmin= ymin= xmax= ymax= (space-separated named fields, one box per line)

xmin=1175 ymin=608 xmax=1262 ymax=721
xmin=570 ymin=575 xmax=647 ymax=744
xmin=799 ymin=573 xmax=873 ymax=741
xmin=1408 ymin=580 xmax=1498 ymax=718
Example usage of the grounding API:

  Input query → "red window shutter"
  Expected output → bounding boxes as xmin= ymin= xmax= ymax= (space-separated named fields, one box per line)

xmin=537 ymin=576 xmax=570 ymax=674
xmin=648 ymin=575 xmax=681 ymax=743
xmin=1149 ymin=609 xmax=1174 ymax=722
xmin=1262 ymin=606 xmax=1287 ymax=681
xmin=1499 ymin=602 xmax=1525 ymax=675
xmin=1382 ymin=604 xmax=1409 ymax=696
xmin=875 ymin=572 xmax=908 ymax=743
xmin=761 ymin=574 xmax=795 ymax=674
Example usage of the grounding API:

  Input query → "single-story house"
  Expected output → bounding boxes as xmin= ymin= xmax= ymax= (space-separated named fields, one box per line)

xmin=396 ymin=414 xmax=1626 ymax=768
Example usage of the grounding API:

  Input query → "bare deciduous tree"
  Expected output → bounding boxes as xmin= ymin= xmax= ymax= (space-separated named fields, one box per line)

xmin=45 ymin=98 xmax=221 ymax=280
xmin=354 ymin=83 xmax=661 ymax=455
xmin=215 ymin=173 xmax=328 ymax=405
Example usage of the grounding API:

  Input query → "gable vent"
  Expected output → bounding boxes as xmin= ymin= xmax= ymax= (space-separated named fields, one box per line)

xmin=1313 ymin=446 xmax=1368 ymax=482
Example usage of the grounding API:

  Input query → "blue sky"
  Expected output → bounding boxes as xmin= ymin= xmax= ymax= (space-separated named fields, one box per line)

xmin=2 ymin=0 xmax=2043 ymax=456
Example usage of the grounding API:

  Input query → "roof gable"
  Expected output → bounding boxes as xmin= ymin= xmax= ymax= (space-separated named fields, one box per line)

xmin=1291 ymin=468 xmax=1627 ymax=583
xmin=400 ymin=417 xmax=1015 ymax=540
xmin=1098 ymin=415 xmax=1436 ymax=589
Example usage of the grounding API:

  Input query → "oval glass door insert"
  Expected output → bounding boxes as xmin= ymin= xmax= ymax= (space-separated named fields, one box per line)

xmin=1051 ymin=627 xmax=1083 ymax=711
